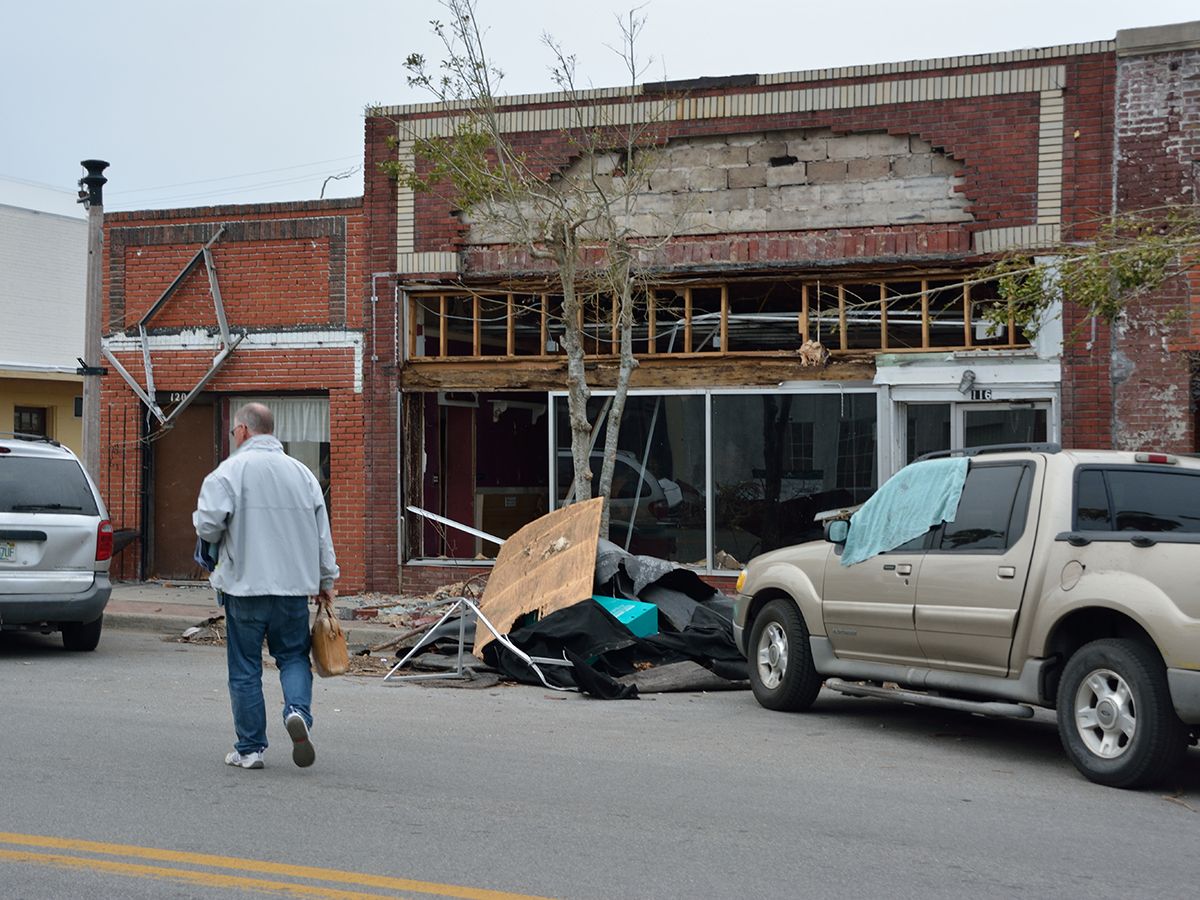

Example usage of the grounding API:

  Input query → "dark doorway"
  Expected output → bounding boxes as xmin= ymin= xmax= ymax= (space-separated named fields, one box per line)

xmin=150 ymin=399 xmax=216 ymax=580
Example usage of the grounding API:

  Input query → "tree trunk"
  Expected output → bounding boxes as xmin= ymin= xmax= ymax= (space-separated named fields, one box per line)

xmin=556 ymin=237 xmax=594 ymax=508
xmin=596 ymin=274 xmax=638 ymax=539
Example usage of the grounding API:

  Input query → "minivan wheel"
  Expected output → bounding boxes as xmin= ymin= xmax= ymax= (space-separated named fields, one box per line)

xmin=1055 ymin=638 xmax=1186 ymax=788
xmin=61 ymin=615 xmax=103 ymax=652
xmin=748 ymin=599 xmax=822 ymax=712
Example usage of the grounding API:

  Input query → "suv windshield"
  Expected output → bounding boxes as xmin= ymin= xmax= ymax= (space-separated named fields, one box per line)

xmin=0 ymin=457 xmax=99 ymax=516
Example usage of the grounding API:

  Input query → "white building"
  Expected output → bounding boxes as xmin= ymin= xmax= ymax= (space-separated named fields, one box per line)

xmin=0 ymin=203 xmax=88 ymax=452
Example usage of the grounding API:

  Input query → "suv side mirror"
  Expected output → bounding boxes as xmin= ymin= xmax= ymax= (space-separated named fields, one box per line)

xmin=825 ymin=519 xmax=849 ymax=544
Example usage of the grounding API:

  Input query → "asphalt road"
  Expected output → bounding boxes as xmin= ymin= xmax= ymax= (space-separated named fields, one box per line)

xmin=1 ymin=628 xmax=1197 ymax=899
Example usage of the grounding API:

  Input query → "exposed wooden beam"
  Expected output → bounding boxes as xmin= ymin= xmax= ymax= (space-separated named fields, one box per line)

xmin=963 ymin=283 xmax=973 ymax=349
xmin=684 ymin=288 xmax=693 ymax=354
xmin=800 ymin=283 xmax=809 ymax=344
xmin=837 ymin=284 xmax=848 ymax=351
xmin=401 ymin=352 xmax=877 ymax=391
xmin=540 ymin=293 xmax=548 ymax=355
xmin=879 ymin=282 xmax=888 ymax=351
xmin=611 ymin=294 xmax=618 ymax=349
xmin=720 ymin=284 xmax=729 ymax=354
xmin=506 ymin=292 xmax=515 ymax=356
xmin=647 ymin=289 xmax=657 ymax=355
xmin=920 ymin=279 xmax=930 ymax=349
xmin=473 ymin=294 xmax=481 ymax=356
xmin=438 ymin=295 xmax=447 ymax=358
xmin=408 ymin=295 xmax=418 ymax=360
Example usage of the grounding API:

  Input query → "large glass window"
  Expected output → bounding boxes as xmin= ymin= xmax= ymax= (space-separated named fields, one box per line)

xmin=416 ymin=387 xmax=879 ymax=571
xmin=711 ymin=392 xmax=876 ymax=564
xmin=903 ymin=402 xmax=1052 ymax=465
xmin=906 ymin=404 xmax=951 ymax=463
xmin=963 ymin=407 xmax=1047 ymax=447
xmin=553 ymin=395 xmax=707 ymax=563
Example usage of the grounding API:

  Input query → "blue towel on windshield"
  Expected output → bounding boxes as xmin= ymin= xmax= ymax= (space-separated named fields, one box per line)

xmin=840 ymin=457 xmax=968 ymax=566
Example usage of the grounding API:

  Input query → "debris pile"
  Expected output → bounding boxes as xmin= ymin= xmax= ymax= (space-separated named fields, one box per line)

xmin=387 ymin=499 xmax=748 ymax=698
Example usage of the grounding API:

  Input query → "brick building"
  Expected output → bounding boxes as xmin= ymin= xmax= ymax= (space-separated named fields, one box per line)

xmin=98 ymin=199 xmax=380 ymax=590
xmin=1058 ymin=22 xmax=1200 ymax=452
xmin=99 ymin=21 xmax=1199 ymax=593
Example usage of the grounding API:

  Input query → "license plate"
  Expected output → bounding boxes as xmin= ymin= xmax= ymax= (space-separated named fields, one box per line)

xmin=0 ymin=540 xmax=15 ymax=562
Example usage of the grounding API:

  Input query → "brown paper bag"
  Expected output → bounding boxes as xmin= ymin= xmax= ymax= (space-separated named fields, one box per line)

xmin=311 ymin=598 xmax=349 ymax=677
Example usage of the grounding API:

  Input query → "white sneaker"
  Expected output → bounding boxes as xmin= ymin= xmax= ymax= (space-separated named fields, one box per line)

xmin=284 ymin=712 xmax=315 ymax=768
xmin=225 ymin=750 xmax=264 ymax=769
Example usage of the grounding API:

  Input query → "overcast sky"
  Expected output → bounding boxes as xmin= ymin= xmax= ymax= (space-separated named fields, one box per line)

xmin=3 ymin=0 xmax=1197 ymax=218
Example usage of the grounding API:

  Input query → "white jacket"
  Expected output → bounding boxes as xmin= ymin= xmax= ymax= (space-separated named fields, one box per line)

xmin=192 ymin=434 xmax=339 ymax=597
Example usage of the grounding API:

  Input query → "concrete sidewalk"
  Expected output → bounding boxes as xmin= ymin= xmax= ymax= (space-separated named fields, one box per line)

xmin=104 ymin=581 xmax=409 ymax=649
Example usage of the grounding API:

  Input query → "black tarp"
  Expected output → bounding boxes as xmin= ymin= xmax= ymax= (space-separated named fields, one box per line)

xmin=405 ymin=538 xmax=748 ymax=698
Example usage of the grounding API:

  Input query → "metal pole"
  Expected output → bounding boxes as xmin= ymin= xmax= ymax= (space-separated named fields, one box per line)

xmin=79 ymin=160 xmax=109 ymax=481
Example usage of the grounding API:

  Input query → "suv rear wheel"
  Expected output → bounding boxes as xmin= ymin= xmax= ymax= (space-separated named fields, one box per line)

xmin=748 ymin=599 xmax=822 ymax=711
xmin=61 ymin=615 xmax=103 ymax=652
xmin=1056 ymin=638 xmax=1186 ymax=788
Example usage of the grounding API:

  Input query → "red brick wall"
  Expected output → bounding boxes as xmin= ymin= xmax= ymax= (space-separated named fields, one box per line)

xmin=1104 ymin=46 xmax=1200 ymax=452
xmin=99 ymin=199 xmax=376 ymax=590
xmin=376 ymin=54 xmax=1116 ymax=272
xmin=362 ymin=116 xmax=403 ymax=591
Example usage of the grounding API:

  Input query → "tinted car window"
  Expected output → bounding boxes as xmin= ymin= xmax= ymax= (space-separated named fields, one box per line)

xmin=0 ymin=457 xmax=99 ymax=516
xmin=938 ymin=464 xmax=1029 ymax=552
xmin=1075 ymin=469 xmax=1111 ymax=530
xmin=1106 ymin=469 xmax=1200 ymax=533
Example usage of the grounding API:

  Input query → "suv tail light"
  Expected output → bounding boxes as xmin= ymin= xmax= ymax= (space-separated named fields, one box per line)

xmin=1135 ymin=452 xmax=1177 ymax=465
xmin=649 ymin=500 xmax=669 ymax=519
xmin=95 ymin=520 xmax=113 ymax=562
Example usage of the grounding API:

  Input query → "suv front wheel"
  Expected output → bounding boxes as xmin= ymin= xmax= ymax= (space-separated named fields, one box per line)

xmin=748 ymin=599 xmax=822 ymax=711
xmin=1056 ymin=638 xmax=1186 ymax=788
xmin=61 ymin=615 xmax=103 ymax=652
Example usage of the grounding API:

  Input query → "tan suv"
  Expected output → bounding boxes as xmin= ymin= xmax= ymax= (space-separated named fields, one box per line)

xmin=733 ymin=445 xmax=1200 ymax=788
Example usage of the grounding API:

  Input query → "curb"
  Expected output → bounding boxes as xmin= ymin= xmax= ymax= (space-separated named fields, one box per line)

xmin=103 ymin=607 xmax=410 ymax=649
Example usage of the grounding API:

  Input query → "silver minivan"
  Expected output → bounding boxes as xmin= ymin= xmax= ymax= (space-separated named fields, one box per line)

xmin=0 ymin=435 xmax=113 ymax=650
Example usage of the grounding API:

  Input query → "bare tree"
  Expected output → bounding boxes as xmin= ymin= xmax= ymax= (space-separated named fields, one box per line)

xmin=382 ymin=0 xmax=679 ymax=537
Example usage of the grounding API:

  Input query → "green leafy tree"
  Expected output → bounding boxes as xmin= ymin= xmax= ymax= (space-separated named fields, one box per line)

xmin=379 ymin=0 xmax=680 ymax=539
xmin=978 ymin=207 xmax=1200 ymax=339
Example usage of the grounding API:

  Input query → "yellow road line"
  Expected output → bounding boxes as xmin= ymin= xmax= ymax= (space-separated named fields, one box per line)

xmin=0 ymin=849 xmax=403 ymax=899
xmin=0 ymin=833 xmax=554 ymax=900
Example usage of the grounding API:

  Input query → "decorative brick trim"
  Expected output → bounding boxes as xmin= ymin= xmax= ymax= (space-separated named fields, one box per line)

xmin=376 ymin=46 xmax=1109 ymax=115
xmin=103 ymin=329 xmax=366 ymax=393
xmin=105 ymin=198 xmax=361 ymax=223
xmin=1037 ymin=90 xmax=1065 ymax=225
xmin=973 ymin=224 xmax=1062 ymax=253
xmin=391 ymin=66 xmax=1069 ymax=265
xmin=394 ymin=66 xmax=1066 ymax=139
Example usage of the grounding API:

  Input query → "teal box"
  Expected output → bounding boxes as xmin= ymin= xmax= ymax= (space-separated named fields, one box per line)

xmin=593 ymin=595 xmax=658 ymax=638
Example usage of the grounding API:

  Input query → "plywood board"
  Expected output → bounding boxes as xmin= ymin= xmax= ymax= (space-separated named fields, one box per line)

xmin=472 ymin=496 xmax=604 ymax=659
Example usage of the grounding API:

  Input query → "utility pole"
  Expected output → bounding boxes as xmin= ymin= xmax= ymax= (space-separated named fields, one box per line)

xmin=78 ymin=160 xmax=109 ymax=481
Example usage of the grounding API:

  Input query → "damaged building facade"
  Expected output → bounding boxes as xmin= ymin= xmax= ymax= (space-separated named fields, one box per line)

xmin=368 ymin=37 xmax=1106 ymax=585
xmin=98 ymin=22 xmax=1200 ymax=592
xmin=97 ymin=200 xmax=381 ymax=589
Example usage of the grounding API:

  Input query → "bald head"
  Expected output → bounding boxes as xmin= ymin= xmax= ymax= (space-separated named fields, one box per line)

xmin=234 ymin=403 xmax=274 ymax=436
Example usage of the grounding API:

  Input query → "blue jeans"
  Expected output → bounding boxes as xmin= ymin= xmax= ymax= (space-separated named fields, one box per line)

xmin=223 ymin=594 xmax=312 ymax=755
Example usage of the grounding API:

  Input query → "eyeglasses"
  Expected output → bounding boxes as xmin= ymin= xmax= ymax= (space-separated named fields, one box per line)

xmin=230 ymin=423 xmax=245 ymax=438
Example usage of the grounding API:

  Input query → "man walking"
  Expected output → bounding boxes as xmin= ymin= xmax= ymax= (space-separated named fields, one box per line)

xmin=193 ymin=402 xmax=339 ymax=770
